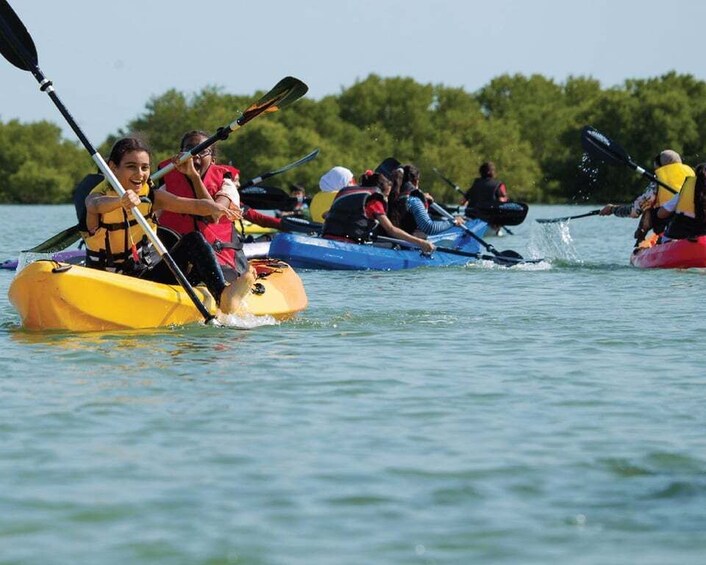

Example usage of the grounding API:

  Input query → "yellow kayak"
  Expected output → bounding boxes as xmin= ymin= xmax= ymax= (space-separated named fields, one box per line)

xmin=8 ymin=259 xmax=308 ymax=332
xmin=240 ymin=220 xmax=277 ymax=235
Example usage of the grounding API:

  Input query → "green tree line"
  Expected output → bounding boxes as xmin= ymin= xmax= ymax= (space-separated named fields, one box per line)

xmin=3 ymin=72 xmax=706 ymax=205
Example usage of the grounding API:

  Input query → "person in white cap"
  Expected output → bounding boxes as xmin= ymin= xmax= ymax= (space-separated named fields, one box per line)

xmin=310 ymin=166 xmax=356 ymax=222
xmin=319 ymin=166 xmax=354 ymax=192
xmin=599 ymin=149 xmax=694 ymax=245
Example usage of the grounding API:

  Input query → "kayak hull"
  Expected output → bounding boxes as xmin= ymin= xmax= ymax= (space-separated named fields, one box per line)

xmin=8 ymin=259 xmax=307 ymax=332
xmin=268 ymin=220 xmax=487 ymax=270
xmin=630 ymin=236 xmax=706 ymax=269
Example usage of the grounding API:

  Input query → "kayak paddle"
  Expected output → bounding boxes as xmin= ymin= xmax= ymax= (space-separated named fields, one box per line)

xmin=535 ymin=209 xmax=601 ymax=224
xmin=581 ymin=125 xmax=679 ymax=195
xmin=428 ymin=202 xmax=534 ymax=266
xmin=22 ymin=224 xmax=81 ymax=253
xmin=239 ymin=149 xmax=320 ymax=210
xmin=151 ymin=76 xmax=308 ymax=182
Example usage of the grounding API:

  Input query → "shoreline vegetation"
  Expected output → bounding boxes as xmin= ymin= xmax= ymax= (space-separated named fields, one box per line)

xmin=2 ymin=71 xmax=705 ymax=205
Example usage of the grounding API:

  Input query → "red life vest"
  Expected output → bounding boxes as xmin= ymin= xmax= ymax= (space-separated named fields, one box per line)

xmin=157 ymin=161 xmax=242 ymax=268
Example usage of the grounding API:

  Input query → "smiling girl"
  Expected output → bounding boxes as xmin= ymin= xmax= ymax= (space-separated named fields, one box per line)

xmin=84 ymin=137 xmax=253 ymax=314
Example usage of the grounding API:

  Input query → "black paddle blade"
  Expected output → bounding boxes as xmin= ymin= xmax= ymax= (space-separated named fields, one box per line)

xmin=581 ymin=125 xmax=634 ymax=167
xmin=280 ymin=216 xmax=323 ymax=235
xmin=0 ymin=0 xmax=38 ymax=70
xmin=375 ymin=157 xmax=401 ymax=180
xmin=238 ymin=76 xmax=308 ymax=127
xmin=279 ymin=148 xmax=319 ymax=173
xmin=240 ymin=149 xmax=320 ymax=189
xmin=240 ymin=185 xmax=290 ymax=210
xmin=466 ymin=202 xmax=529 ymax=226
xmin=485 ymin=249 xmax=532 ymax=267
xmin=22 ymin=224 xmax=81 ymax=253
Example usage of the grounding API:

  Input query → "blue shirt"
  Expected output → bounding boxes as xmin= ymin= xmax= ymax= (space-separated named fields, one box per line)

xmin=406 ymin=196 xmax=454 ymax=235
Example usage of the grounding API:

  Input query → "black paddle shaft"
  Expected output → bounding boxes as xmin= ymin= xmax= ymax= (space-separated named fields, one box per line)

xmin=535 ymin=209 xmax=601 ymax=224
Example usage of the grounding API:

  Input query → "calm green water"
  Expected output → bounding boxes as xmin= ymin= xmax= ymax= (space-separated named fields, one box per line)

xmin=1 ymin=204 xmax=705 ymax=564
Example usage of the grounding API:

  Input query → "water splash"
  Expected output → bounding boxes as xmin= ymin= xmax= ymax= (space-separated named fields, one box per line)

xmin=16 ymin=252 xmax=52 ymax=273
xmin=468 ymin=258 xmax=552 ymax=271
xmin=529 ymin=221 xmax=581 ymax=263
xmin=216 ymin=311 xmax=278 ymax=329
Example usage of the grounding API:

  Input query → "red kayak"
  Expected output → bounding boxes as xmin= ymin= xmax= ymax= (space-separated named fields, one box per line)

xmin=630 ymin=235 xmax=706 ymax=269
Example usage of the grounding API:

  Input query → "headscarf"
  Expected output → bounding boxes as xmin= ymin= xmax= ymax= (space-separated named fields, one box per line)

xmin=319 ymin=166 xmax=354 ymax=192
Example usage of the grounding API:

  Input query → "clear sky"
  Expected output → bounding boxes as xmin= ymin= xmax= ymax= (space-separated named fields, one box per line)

xmin=1 ymin=0 xmax=705 ymax=142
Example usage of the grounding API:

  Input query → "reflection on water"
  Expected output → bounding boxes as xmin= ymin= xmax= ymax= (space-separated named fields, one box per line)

xmin=6 ymin=324 xmax=257 ymax=373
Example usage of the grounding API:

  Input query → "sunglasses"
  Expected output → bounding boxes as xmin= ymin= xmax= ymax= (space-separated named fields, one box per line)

xmin=182 ymin=146 xmax=212 ymax=159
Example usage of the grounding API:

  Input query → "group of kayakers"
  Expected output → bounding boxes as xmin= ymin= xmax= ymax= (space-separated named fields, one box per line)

xmin=313 ymin=161 xmax=512 ymax=252
xmin=599 ymin=149 xmax=706 ymax=247
xmin=78 ymin=132 xmax=514 ymax=317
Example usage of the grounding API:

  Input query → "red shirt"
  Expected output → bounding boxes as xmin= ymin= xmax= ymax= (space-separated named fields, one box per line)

xmin=365 ymin=199 xmax=386 ymax=219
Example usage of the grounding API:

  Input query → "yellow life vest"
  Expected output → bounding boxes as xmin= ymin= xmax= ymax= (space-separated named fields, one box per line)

xmin=309 ymin=191 xmax=338 ymax=223
xmin=84 ymin=183 xmax=156 ymax=271
xmin=675 ymin=176 xmax=697 ymax=217
xmin=654 ymin=162 xmax=694 ymax=206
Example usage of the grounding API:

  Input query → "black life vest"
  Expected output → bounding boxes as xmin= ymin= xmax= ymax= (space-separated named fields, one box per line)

xmin=321 ymin=186 xmax=385 ymax=242
xmin=73 ymin=173 xmax=105 ymax=231
xmin=465 ymin=177 xmax=502 ymax=209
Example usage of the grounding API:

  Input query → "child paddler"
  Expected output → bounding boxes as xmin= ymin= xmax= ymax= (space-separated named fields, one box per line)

xmin=83 ymin=137 xmax=251 ymax=314
xmin=157 ymin=130 xmax=281 ymax=283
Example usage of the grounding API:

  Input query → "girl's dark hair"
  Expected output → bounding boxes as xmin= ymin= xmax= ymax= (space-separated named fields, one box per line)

xmin=360 ymin=171 xmax=391 ymax=191
xmin=402 ymin=164 xmax=420 ymax=186
xmin=108 ymin=137 xmax=151 ymax=166
xmin=180 ymin=130 xmax=216 ymax=159
xmin=694 ymin=163 xmax=706 ymax=223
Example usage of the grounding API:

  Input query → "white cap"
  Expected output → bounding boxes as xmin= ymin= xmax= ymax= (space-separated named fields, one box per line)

xmin=319 ymin=166 xmax=354 ymax=192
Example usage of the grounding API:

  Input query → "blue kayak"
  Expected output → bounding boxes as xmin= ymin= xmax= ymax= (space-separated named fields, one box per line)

xmin=268 ymin=219 xmax=488 ymax=270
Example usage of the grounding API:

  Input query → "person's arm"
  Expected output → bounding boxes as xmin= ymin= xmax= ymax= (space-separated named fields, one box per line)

xmin=630 ymin=184 xmax=656 ymax=217
xmin=407 ymin=197 xmax=454 ymax=235
xmin=172 ymin=155 xmax=230 ymax=223
xmin=377 ymin=214 xmax=435 ymax=254
xmin=496 ymin=182 xmax=508 ymax=203
xmin=601 ymin=185 xmax=656 ymax=218
xmin=85 ymin=189 xmax=141 ymax=234
xmin=243 ymin=206 xmax=282 ymax=229
xmin=657 ymin=193 xmax=679 ymax=219
xmin=154 ymin=189 xmax=240 ymax=222
xmin=172 ymin=154 xmax=212 ymax=201
xmin=600 ymin=203 xmax=634 ymax=217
